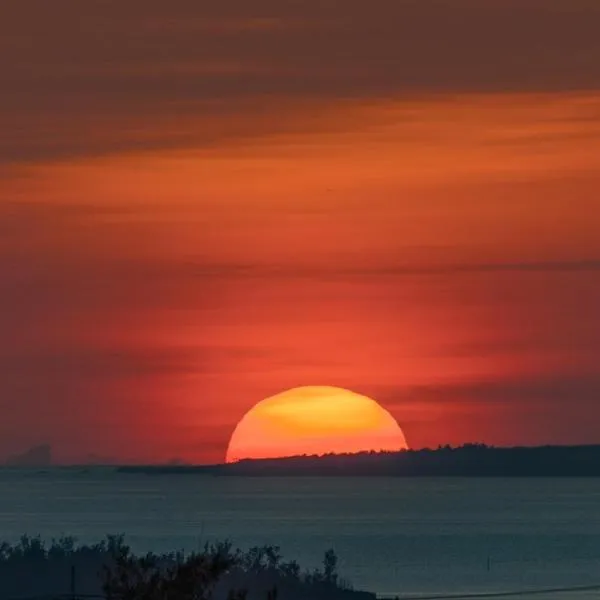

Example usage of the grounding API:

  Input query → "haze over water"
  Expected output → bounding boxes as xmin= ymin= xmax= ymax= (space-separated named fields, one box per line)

xmin=3 ymin=470 xmax=600 ymax=597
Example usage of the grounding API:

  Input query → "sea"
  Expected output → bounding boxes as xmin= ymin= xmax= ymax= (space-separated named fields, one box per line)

xmin=2 ymin=470 xmax=600 ymax=599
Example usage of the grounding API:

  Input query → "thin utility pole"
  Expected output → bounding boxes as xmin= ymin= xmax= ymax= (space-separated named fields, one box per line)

xmin=70 ymin=564 xmax=76 ymax=600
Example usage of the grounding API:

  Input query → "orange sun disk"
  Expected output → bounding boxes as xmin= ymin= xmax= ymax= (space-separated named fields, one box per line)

xmin=225 ymin=386 xmax=408 ymax=463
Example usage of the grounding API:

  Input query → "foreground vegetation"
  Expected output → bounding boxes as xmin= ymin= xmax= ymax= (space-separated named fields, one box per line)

xmin=0 ymin=536 xmax=373 ymax=600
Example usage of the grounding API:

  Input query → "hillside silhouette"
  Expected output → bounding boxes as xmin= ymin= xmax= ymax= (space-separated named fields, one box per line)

xmin=120 ymin=444 xmax=600 ymax=476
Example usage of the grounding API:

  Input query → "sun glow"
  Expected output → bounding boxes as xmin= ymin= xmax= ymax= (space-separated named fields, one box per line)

xmin=225 ymin=386 xmax=408 ymax=463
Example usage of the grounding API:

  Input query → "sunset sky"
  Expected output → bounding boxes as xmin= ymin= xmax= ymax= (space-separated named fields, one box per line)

xmin=1 ymin=0 xmax=600 ymax=464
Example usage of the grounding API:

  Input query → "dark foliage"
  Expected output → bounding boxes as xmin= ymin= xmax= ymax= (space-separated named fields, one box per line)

xmin=0 ymin=536 xmax=372 ymax=600
xmin=101 ymin=539 xmax=237 ymax=600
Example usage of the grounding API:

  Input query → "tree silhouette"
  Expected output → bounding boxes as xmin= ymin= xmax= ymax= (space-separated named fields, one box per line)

xmin=0 ymin=536 xmax=366 ymax=600
xmin=102 ymin=540 xmax=238 ymax=600
xmin=322 ymin=549 xmax=338 ymax=585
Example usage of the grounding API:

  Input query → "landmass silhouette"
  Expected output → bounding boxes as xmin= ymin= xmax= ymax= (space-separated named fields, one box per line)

xmin=119 ymin=444 xmax=600 ymax=477
xmin=5 ymin=443 xmax=52 ymax=467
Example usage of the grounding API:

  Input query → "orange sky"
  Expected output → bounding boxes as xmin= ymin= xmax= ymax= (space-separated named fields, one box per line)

xmin=1 ymin=1 xmax=600 ymax=464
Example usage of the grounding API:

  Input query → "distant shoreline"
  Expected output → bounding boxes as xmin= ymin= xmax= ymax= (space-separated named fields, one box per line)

xmin=114 ymin=444 xmax=600 ymax=477
xmin=5 ymin=444 xmax=600 ymax=476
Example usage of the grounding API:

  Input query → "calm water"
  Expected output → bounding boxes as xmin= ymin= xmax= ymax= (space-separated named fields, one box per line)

xmin=2 ymin=470 xmax=600 ymax=597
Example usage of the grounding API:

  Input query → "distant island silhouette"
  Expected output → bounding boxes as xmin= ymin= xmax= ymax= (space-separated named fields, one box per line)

xmin=118 ymin=444 xmax=600 ymax=477
xmin=5 ymin=443 xmax=52 ymax=467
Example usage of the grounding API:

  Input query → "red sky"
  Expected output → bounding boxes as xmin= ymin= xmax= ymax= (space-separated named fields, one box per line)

xmin=1 ymin=1 xmax=600 ymax=464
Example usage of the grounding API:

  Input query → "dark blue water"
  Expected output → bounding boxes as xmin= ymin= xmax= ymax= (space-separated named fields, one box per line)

xmin=2 ymin=470 xmax=600 ymax=596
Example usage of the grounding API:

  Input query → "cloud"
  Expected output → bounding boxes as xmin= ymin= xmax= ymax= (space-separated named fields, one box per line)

xmin=0 ymin=347 xmax=204 ymax=380
xmin=372 ymin=373 xmax=600 ymax=448
xmin=206 ymin=259 xmax=600 ymax=278
xmin=1 ymin=0 xmax=600 ymax=163
xmin=402 ymin=374 xmax=600 ymax=408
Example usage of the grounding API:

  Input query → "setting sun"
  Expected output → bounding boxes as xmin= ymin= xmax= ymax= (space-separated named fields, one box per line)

xmin=225 ymin=386 xmax=408 ymax=463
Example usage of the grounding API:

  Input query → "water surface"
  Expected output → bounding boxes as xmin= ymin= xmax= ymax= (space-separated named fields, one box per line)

xmin=2 ymin=470 xmax=600 ymax=597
